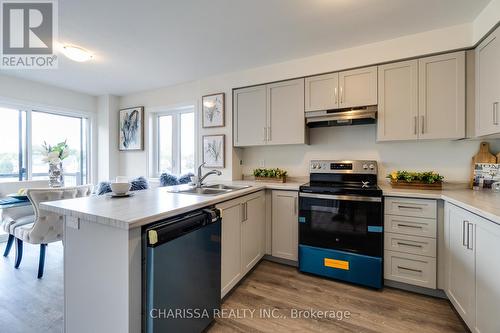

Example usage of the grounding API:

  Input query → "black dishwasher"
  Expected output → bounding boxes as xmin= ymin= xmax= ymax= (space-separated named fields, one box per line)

xmin=143 ymin=207 xmax=221 ymax=333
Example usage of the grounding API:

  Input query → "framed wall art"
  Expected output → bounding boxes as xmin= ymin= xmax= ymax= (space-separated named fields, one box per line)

xmin=202 ymin=93 xmax=225 ymax=128
xmin=202 ymin=134 xmax=225 ymax=168
xmin=119 ymin=106 xmax=144 ymax=151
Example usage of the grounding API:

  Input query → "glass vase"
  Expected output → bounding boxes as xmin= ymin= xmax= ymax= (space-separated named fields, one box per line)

xmin=48 ymin=162 xmax=64 ymax=188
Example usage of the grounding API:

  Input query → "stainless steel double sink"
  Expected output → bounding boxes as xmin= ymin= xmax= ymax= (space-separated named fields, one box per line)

xmin=168 ymin=184 xmax=251 ymax=196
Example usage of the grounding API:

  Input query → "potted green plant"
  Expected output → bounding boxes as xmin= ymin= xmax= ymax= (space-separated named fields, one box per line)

xmin=253 ymin=168 xmax=288 ymax=183
xmin=387 ymin=170 xmax=444 ymax=190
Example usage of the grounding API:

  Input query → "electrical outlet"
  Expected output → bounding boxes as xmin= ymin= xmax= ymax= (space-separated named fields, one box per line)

xmin=259 ymin=160 xmax=265 ymax=167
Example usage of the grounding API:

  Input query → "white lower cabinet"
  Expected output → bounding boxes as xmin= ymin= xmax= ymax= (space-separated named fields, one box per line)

xmin=445 ymin=202 xmax=500 ymax=333
xmin=384 ymin=196 xmax=437 ymax=289
xmin=241 ymin=192 xmax=266 ymax=274
xmin=271 ymin=190 xmax=298 ymax=261
xmin=445 ymin=203 xmax=476 ymax=329
xmin=475 ymin=216 xmax=500 ymax=333
xmin=218 ymin=190 xmax=265 ymax=298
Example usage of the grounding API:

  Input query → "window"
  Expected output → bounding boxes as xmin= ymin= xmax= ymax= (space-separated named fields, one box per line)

xmin=0 ymin=107 xmax=90 ymax=185
xmin=156 ymin=107 xmax=195 ymax=176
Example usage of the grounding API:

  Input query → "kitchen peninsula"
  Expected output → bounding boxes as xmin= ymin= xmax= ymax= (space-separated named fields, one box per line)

xmin=41 ymin=180 xmax=500 ymax=333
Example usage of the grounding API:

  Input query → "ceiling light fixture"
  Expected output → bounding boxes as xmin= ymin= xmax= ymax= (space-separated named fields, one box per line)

xmin=62 ymin=45 xmax=93 ymax=62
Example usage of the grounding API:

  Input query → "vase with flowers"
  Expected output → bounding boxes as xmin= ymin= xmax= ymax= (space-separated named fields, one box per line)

xmin=42 ymin=140 xmax=69 ymax=188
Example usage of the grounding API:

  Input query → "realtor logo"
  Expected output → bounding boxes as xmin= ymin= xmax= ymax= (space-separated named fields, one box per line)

xmin=1 ymin=0 xmax=58 ymax=68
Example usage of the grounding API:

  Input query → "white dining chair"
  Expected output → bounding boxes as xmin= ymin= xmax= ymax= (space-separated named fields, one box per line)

xmin=12 ymin=185 xmax=93 ymax=278
xmin=1 ymin=180 xmax=49 ymax=257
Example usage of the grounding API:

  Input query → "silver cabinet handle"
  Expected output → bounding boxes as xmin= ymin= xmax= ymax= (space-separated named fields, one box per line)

xmin=241 ymin=202 xmax=247 ymax=222
xmin=397 ymin=223 xmax=423 ymax=229
xmin=467 ymin=222 xmax=473 ymax=250
xmin=463 ymin=220 xmax=467 ymax=247
xmin=421 ymin=115 xmax=425 ymax=134
xmin=397 ymin=242 xmax=423 ymax=248
xmin=263 ymin=127 xmax=267 ymax=142
xmin=414 ymin=116 xmax=417 ymax=135
xmin=397 ymin=205 xmax=422 ymax=210
xmin=340 ymin=86 xmax=344 ymax=104
xmin=397 ymin=266 xmax=422 ymax=273
xmin=334 ymin=87 xmax=338 ymax=104
xmin=494 ymin=102 xmax=499 ymax=125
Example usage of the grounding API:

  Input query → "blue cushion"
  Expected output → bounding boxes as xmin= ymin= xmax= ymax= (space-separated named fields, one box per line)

xmin=96 ymin=182 xmax=112 ymax=195
xmin=159 ymin=173 xmax=179 ymax=187
xmin=178 ymin=173 xmax=194 ymax=184
xmin=130 ymin=176 xmax=149 ymax=191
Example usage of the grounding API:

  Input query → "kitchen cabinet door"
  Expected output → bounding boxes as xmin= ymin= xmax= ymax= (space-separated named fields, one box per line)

xmin=338 ymin=66 xmax=377 ymax=108
xmin=241 ymin=191 xmax=266 ymax=274
xmin=272 ymin=190 xmax=298 ymax=261
xmin=267 ymin=79 xmax=306 ymax=145
xmin=418 ymin=52 xmax=465 ymax=140
xmin=476 ymin=26 xmax=500 ymax=137
xmin=233 ymin=85 xmax=267 ymax=147
xmin=445 ymin=203 xmax=475 ymax=329
xmin=217 ymin=198 xmax=243 ymax=298
xmin=377 ymin=60 xmax=418 ymax=141
xmin=305 ymin=73 xmax=339 ymax=111
xmin=475 ymin=217 xmax=500 ymax=333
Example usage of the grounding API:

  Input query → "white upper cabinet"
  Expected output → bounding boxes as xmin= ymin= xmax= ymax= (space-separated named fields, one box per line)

xmin=476 ymin=25 xmax=500 ymax=137
xmin=233 ymin=79 xmax=306 ymax=147
xmin=305 ymin=73 xmax=339 ymax=111
xmin=418 ymin=52 xmax=465 ymax=140
xmin=305 ymin=67 xmax=377 ymax=111
xmin=377 ymin=60 xmax=418 ymax=141
xmin=233 ymin=85 xmax=267 ymax=147
xmin=339 ymin=66 xmax=378 ymax=108
xmin=377 ymin=51 xmax=465 ymax=141
xmin=267 ymin=79 xmax=306 ymax=145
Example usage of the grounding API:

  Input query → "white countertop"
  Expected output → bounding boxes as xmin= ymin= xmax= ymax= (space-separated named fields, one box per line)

xmin=41 ymin=179 xmax=500 ymax=230
xmin=40 ymin=180 xmax=303 ymax=230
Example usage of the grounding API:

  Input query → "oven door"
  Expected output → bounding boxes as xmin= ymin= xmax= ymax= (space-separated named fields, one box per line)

xmin=299 ymin=192 xmax=383 ymax=257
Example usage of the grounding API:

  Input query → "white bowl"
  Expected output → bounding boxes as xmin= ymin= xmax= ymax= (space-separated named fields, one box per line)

xmin=110 ymin=182 xmax=131 ymax=195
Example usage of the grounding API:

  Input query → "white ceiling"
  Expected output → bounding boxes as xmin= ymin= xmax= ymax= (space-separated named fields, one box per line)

xmin=0 ymin=0 xmax=491 ymax=96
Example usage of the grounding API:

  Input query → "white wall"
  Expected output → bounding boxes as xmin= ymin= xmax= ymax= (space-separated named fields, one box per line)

xmin=97 ymin=95 xmax=120 ymax=181
xmin=473 ymin=0 xmax=500 ymax=43
xmin=241 ymin=125 xmax=500 ymax=182
xmin=0 ymin=74 xmax=96 ymax=113
xmin=117 ymin=19 xmax=499 ymax=181
xmin=118 ymin=81 xmax=200 ymax=178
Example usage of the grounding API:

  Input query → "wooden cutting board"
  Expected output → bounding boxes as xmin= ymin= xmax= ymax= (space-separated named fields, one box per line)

xmin=470 ymin=142 xmax=497 ymax=187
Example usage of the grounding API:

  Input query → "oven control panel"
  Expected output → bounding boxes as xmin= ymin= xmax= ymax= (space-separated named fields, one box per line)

xmin=310 ymin=160 xmax=378 ymax=174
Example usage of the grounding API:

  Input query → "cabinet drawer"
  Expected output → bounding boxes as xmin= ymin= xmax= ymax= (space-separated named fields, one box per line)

xmin=385 ymin=214 xmax=436 ymax=238
xmin=384 ymin=250 xmax=437 ymax=289
xmin=384 ymin=232 xmax=436 ymax=257
xmin=385 ymin=197 xmax=437 ymax=219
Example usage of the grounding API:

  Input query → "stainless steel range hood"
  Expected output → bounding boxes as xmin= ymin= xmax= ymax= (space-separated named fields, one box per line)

xmin=306 ymin=105 xmax=377 ymax=127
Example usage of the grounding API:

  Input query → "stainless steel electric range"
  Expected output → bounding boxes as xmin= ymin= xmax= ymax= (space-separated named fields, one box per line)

xmin=298 ymin=160 xmax=383 ymax=289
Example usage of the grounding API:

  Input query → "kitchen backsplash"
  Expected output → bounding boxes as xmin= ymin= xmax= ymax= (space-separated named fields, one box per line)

xmin=240 ymin=125 xmax=500 ymax=182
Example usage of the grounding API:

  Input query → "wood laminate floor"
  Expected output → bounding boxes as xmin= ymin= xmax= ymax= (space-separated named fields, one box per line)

xmin=0 ymin=241 xmax=466 ymax=333
xmin=0 ymin=241 xmax=63 ymax=333
xmin=209 ymin=260 xmax=467 ymax=333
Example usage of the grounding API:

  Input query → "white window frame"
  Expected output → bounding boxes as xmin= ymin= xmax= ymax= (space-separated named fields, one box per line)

xmin=0 ymin=99 xmax=93 ymax=185
xmin=150 ymin=105 xmax=197 ymax=177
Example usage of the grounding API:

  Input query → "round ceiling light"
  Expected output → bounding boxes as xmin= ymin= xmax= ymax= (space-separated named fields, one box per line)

xmin=62 ymin=45 xmax=93 ymax=62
